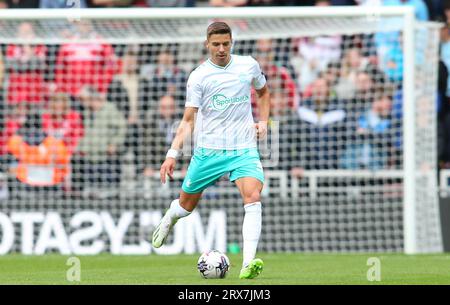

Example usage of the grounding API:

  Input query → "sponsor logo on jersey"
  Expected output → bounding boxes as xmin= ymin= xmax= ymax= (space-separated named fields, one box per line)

xmin=209 ymin=94 xmax=249 ymax=111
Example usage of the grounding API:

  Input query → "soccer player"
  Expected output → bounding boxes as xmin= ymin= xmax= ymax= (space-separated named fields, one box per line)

xmin=152 ymin=21 xmax=270 ymax=280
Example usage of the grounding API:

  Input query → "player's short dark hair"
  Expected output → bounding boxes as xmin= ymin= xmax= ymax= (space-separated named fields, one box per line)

xmin=206 ymin=22 xmax=232 ymax=40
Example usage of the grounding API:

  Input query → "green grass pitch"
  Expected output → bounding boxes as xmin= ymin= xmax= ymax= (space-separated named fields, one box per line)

xmin=0 ymin=253 xmax=449 ymax=284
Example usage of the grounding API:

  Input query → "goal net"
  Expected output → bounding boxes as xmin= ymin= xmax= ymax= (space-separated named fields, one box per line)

xmin=0 ymin=7 xmax=443 ymax=255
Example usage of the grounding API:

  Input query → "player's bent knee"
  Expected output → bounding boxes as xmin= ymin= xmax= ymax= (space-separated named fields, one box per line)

xmin=243 ymin=191 xmax=261 ymax=204
xmin=179 ymin=190 xmax=202 ymax=212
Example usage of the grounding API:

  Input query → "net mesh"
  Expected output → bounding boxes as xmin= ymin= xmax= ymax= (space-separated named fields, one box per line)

xmin=0 ymin=12 xmax=442 ymax=254
xmin=412 ymin=24 xmax=442 ymax=252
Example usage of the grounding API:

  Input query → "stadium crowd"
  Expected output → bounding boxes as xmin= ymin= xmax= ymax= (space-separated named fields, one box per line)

xmin=0 ymin=0 xmax=444 ymax=19
xmin=0 ymin=0 xmax=448 ymax=199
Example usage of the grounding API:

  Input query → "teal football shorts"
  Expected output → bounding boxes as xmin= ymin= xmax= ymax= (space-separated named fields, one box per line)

xmin=181 ymin=147 xmax=265 ymax=194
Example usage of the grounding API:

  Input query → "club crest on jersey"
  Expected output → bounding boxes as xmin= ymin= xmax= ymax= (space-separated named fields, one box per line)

xmin=209 ymin=94 xmax=249 ymax=111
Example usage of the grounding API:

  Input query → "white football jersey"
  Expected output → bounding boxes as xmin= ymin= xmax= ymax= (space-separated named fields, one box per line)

xmin=185 ymin=54 xmax=266 ymax=150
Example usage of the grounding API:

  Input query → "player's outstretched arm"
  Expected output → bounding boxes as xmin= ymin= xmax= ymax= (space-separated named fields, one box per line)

xmin=160 ymin=107 xmax=198 ymax=184
xmin=255 ymin=84 xmax=270 ymax=139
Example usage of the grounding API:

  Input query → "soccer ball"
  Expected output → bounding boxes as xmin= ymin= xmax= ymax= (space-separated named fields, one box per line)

xmin=197 ymin=250 xmax=230 ymax=279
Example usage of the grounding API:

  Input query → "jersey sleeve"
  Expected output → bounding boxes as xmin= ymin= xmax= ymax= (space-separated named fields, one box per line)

xmin=250 ymin=56 xmax=267 ymax=90
xmin=185 ymin=71 xmax=202 ymax=108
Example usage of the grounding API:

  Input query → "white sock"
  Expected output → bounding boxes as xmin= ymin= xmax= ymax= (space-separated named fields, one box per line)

xmin=167 ymin=199 xmax=191 ymax=220
xmin=242 ymin=202 xmax=262 ymax=268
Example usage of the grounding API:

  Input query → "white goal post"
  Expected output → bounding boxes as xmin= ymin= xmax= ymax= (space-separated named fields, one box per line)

xmin=0 ymin=7 xmax=443 ymax=255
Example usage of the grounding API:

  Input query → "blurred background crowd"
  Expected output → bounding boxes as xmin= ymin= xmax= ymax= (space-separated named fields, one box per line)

xmin=0 ymin=0 xmax=448 ymax=199
xmin=0 ymin=0 xmax=444 ymax=17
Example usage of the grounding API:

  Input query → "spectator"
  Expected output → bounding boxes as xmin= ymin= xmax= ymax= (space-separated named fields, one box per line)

xmin=140 ymin=94 xmax=185 ymax=178
xmin=248 ymin=0 xmax=283 ymax=5
xmin=281 ymin=0 xmax=315 ymax=5
xmin=7 ymin=110 xmax=70 ymax=189
xmin=334 ymin=47 xmax=370 ymax=100
xmin=0 ymin=51 xmax=5 ymax=166
xmin=441 ymin=21 xmax=450 ymax=101
xmin=423 ymin=0 xmax=445 ymax=20
xmin=0 ymin=103 xmax=27 ymax=171
xmin=209 ymin=0 xmax=248 ymax=6
xmin=346 ymin=69 xmax=387 ymax=115
xmin=270 ymin=89 xmax=303 ymax=179
xmin=291 ymin=0 xmax=342 ymax=94
xmin=342 ymin=33 xmax=379 ymax=67
xmin=87 ymin=0 xmax=134 ymax=7
xmin=383 ymin=0 xmax=430 ymax=21
xmin=446 ymin=0 xmax=450 ymax=22
xmin=438 ymin=22 xmax=450 ymax=168
xmin=5 ymin=22 xmax=48 ymax=105
xmin=252 ymin=38 xmax=299 ymax=117
xmin=54 ymin=20 xmax=119 ymax=97
xmin=210 ymin=0 xmax=294 ymax=5
xmin=297 ymin=77 xmax=348 ymax=170
xmin=3 ymin=0 xmax=39 ymax=8
xmin=256 ymin=37 xmax=296 ymax=79
xmin=108 ymin=45 xmax=149 ymax=123
xmin=329 ymin=0 xmax=356 ymax=4
xmin=0 ymin=46 xmax=4 ymax=90
xmin=292 ymin=35 xmax=342 ymax=94
xmin=314 ymin=0 xmax=331 ymax=5
xmin=372 ymin=0 xmax=428 ymax=84
xmin=41 ymin=91 xmax=84 ymax=155
xmin=141 ymin=48 xmax=187 ymax=110
xmin=438 ymin=60 xmax=449 ymax=117
xmin=374 ymin=0 xmax=429 ymax=74
xmin=71 ymin=86 xmax=127 ymax=196
xmin=176 ymin=41 xmax=205 ymax=74
xmin=340 ymin=90 xmax=398 ymax=170
xmin=40 ymin=0 xmax=88 ymax=8
xmin=439 ymin=102 xmax=450 ymax=169
xmin=312 ymin=61 xmax=342 ymax=99
xmin=354 ymin=0 xmax=381 ymax=6
xmin=144 ymin=0 xmax=196 ymax=6
xmin=379 ymin=35 xmax=404 ymax=84
xmin=107 ymin=45 xmax=150 ymax=176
